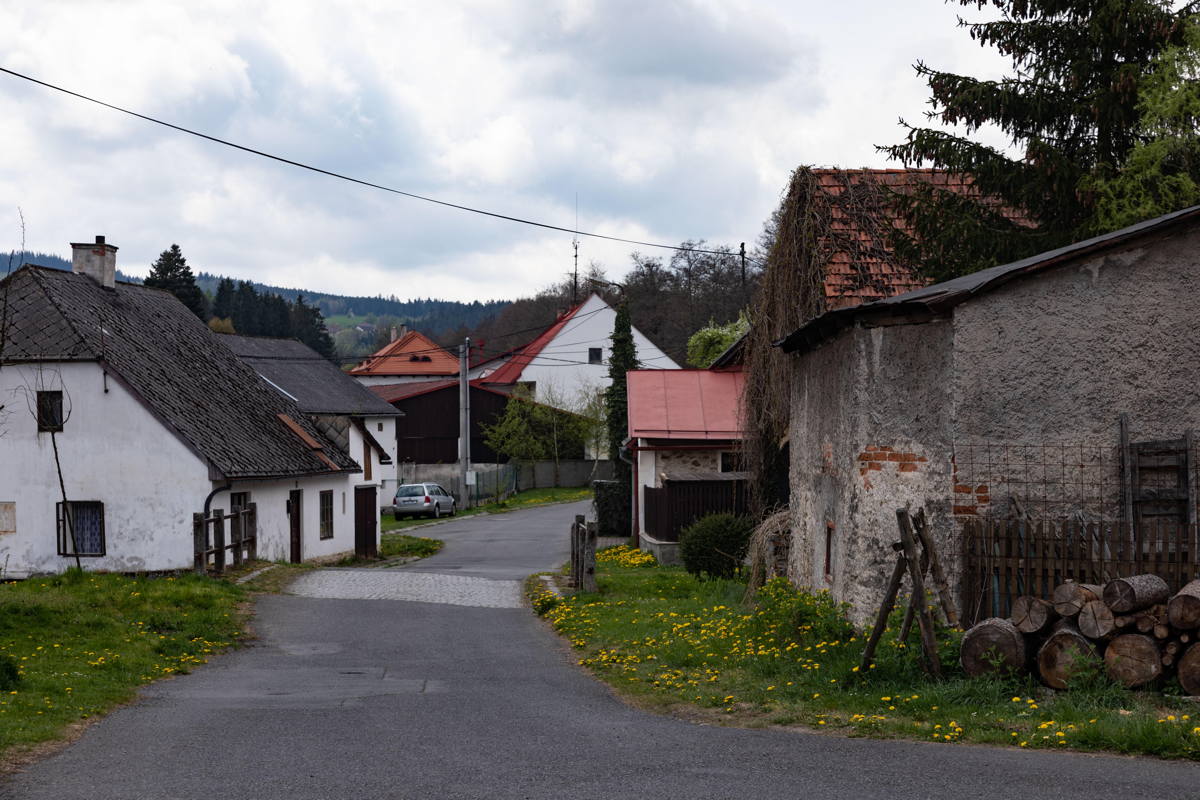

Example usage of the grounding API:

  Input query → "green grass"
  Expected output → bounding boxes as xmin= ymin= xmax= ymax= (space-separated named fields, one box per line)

xmin=380 ymin=486 xmax=591 ymax=532
xmin=0 ymin=570 xmax=245 ymax=762
xmin=542 ymin=562 xmax=1200 ymax=759
xmin=380 ymin=534 xmax=443 ymax=559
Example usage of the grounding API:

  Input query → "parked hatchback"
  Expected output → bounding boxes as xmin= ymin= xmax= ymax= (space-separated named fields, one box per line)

xmin=392 ymin=483 xmax=456 ymax=519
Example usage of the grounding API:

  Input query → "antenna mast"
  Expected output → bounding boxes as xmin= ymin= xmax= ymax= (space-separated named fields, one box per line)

xmin=572 ymin=193 xmax=579 ymax=305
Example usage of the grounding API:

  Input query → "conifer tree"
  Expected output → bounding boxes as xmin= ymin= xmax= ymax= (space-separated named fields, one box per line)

xmin=290 ymin=294 xmax=335 ymax=359
xmin=605 ymin=301 xmax=638 ymax=493
xmin=145 ymin=244 xmax=208 ymax=320
xmin=881 ymin=1 xmax=1195 ymax=281
xmin=211 ymin=277 xmax=236 ymax=322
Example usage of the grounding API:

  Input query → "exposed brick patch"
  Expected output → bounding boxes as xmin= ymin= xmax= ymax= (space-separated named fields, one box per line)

xmin=856 ymin=446 xmax=928 ymax=489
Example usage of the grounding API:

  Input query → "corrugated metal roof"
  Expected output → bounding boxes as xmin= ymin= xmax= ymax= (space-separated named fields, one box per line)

xmin=777 ymin=204 xmax=1200 ymax=354
xmin=627 ymin=369 xmax=745 ymax=440
xmin=223 ymin=335 xmax=401 ymax=417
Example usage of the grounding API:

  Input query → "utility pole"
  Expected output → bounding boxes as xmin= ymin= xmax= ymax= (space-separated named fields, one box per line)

xmin=739 ymin=242 xmax=747 ymax=294
xmin=459 ymin=338 xmax=471 ymax=509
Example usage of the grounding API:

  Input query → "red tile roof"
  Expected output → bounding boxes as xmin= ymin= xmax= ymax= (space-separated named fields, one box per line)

xmin=627 ymin=369 xmax=745 ymax=440
xmin=481 ymin=298 xmax=587 ymax=386
xmin=349 ymin=330 xmax=459 ymax=377
xmin=811 ymin=168 xmax=1027 ymax=309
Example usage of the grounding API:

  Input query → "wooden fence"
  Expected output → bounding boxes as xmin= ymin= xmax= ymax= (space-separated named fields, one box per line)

xmin=643 ymin=480 xmax=748 ymax=542
xmin=193 ymin=504 xmax=257 ymax=575
xmin=961 ymin=517 xmax=1200 ymax=625
xmin=569 ymin=514 xmax=597 ymax=592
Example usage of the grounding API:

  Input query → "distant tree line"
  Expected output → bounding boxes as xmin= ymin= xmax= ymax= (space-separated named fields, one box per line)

xmin=208 ymin=276 xmax=334 ymax=358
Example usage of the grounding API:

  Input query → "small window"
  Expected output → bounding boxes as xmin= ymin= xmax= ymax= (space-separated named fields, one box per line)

xmin=319 ymin=491 xmax=334 ymax=539
xmin=58 ymin=501 xmax=105 ymax=557
xmin=824 ymin=521 xmax=835 ymax=580
xmin=588 ymin=347 xmax=603 ymax=364
xmin=37 ymin=391 xmax=64 ymax=432
xmin=377 ymin=422 xmax=384 ymax=432
xmin=0 ymin=502 xmax=14 ymax=536
xmin=720 ymin=452 xmax=745 ymax=472
xmin=230 ymin=492 xmax=250 ymax=512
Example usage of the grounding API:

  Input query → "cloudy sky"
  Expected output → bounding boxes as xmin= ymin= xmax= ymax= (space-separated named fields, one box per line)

xmin=0 ymin=1 xmax=1011 ymax=303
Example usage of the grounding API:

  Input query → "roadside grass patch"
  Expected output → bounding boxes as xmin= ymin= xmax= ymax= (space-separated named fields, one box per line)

xmin=380 ymin=534 xmax=443 ymax=559
xmin=0 ymin=570 xmax=244 ymax=760
xmin=546 ymin=563 xmax=1200 ymax=759
xmin=381 ymin=487 xmax=591 ymax=532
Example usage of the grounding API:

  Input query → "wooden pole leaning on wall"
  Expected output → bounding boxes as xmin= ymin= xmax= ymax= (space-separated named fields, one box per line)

xmin=911 ymin=508 xmax=960 ymax=630
xmin=859 ymin=541 xmax=907 ymax=675
xmin=898 ymin=508 xmax=942 ymax=678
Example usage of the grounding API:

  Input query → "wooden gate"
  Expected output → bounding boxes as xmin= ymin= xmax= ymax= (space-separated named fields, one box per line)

xmin=354 ymin=486 xmax=378 ymax=559
xmin=193 ymin=504 xmax=257 ymax=575
xmin=642 ymin=479 xmax=748 ymax=542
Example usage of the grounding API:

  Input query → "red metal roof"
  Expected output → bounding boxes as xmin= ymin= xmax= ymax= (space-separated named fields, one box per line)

xmin=350 ymin=330 xmax=459 ymax=377
xmin=627 ymin=369 xmax=745 ymax=440
xmin=481 ymin=299 xmax=587 ymax=386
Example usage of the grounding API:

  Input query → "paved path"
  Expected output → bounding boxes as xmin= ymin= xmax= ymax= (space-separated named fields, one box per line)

xmin=4 ymin=500 xmax=1199 ymax=799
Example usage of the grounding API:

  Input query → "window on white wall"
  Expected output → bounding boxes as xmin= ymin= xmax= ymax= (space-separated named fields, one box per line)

xmin=319 ymin=491 xmax=334 ymax=539
xmin=588 ymin=347 xmax=603 ymax=364
xmin=57 ymin=501 xmax=104 ymax=557
xmin=37 ymin=391 xmax=64 ymax=432
xmin=0 ymin=503 xmax=14 ymax=535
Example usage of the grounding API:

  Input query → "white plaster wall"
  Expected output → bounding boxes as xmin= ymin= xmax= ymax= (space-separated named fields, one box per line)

xmin=522 ymin=294 xmax=679 ymax=410
xmin=635 ymin=442 xmax=655 ymax=534
xmin=212 ymin=472 xmax=374 ymax=563
xmin=0 ymin=362 xmax=212 ymax=577
xmin=353 ymin=374 xmax=455 ymax=387
xmin=360 ymin=414 xmax=399 ymax=501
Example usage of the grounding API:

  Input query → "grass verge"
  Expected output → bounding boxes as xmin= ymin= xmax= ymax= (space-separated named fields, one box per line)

xmin=0 ymin=570 xmax=245 ymax=767
xmin=381 ymin=486 xmax=591 ymax=532
xmin=540 ymin=555 xmax=1200 ymax=759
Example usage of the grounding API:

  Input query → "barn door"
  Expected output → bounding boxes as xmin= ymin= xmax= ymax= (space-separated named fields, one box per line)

xmin=355 ymin=486 xmax=378 ymax=559
xmin=288 ymin=489 xmax=303 ymax=563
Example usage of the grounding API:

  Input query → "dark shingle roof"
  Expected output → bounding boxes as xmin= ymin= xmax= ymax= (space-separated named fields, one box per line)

xmin=0 ymin=266 xmax=359 ymax=479
xmin=222 ymin=335 xmax=401 ymax=417
xmin=776 ymin=204 xmax=1200 ymax=355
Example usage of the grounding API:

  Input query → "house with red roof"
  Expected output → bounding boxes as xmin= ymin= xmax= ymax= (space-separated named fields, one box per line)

xmin=626 ymin=367 xmax=746 ymax=562
xmin=479 ymin=292 xmax=679 ymax=410
xmin=349 ymin=328 xmax=461 ymax=386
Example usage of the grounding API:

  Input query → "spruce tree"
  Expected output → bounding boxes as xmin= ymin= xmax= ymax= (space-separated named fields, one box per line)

xmin=211 ymin=277 xmax=236 ymax=322
xmin=605 ymin=301 xmax=638 ymax=496
xmin=145 ymin=244 xmax=208 ymax=320
xmin=290 ymin=294 xmax=336 ymax=360
xmin=881 ymin=1 xmax=1195 ymax=281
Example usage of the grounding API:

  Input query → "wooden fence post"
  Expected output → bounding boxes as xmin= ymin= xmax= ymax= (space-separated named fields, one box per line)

xmin=192 ymin=512 xmax=206 ymax=575
xmin=212 ymin=508 xmax=226 ymax=575
xmin=247 ymin=503 xmax=258 ymax=562
xmin=230 ymin=511 xmax=243 ymax=567
xmin=581 ymin=518 xmax=598 ymax=593
xmin=570 ymin=514 xmax=584 ymax=588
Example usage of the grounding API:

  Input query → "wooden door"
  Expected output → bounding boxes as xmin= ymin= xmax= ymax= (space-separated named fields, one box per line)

xmin=288 ymin=489 xmax=303 ymax=564
xmin=355 ymin=486 xmax=378 ymax=559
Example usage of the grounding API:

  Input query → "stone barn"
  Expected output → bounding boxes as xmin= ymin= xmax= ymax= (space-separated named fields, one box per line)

xmin=775 ymin=206 xmax=1200 ymax=624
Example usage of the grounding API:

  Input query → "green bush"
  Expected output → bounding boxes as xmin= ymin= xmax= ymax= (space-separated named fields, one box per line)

xmin=592 ymin=480 xmax=629 ymax=538
xmin=679 ymin=513 xmax=754 ymax=579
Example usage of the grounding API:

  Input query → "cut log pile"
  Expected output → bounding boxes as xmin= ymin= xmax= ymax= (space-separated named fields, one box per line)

xmin=961 ymin=575 xmax=1200 ymax=693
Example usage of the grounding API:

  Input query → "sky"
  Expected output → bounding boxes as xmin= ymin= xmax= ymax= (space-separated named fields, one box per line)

xmin=0 ymin=1 xmax=1013 ymax=303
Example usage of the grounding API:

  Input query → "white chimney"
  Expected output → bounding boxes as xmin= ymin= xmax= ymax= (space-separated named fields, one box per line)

xmin=70 ymin=235 xmax=118 ymax=289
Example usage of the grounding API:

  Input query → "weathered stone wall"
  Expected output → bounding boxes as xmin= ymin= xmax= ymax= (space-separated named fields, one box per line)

xmin=789 ymin=321 xmax=954 ymax=624
xmin=655 ymin=448 xmax=721 ymax=479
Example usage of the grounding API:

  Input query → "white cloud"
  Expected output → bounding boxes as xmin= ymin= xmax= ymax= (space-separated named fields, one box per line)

xmin=0 ymin=0 xmax=1023 ymax=303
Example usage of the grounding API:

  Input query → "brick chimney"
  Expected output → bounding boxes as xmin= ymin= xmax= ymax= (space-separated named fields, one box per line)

xmin=70 ymin=235 xmax=118 ymax=289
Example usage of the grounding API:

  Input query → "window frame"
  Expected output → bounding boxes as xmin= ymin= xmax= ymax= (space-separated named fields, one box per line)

xmin=57 ymin=501 xmax=105 ymax=557
xmin=588 ymin=347 xmax=603 ymax=365
xmin=37 ymin=391 xmax=64 ymax=433
xmin=319 ymin=490 xmax=334 ymax=540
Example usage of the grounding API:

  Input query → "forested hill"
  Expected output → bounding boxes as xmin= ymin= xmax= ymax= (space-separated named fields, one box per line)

xmin=3 ymin=250 xmax=508 ymax=342
xmin=5 ymin=251 xmax=142 ymax=284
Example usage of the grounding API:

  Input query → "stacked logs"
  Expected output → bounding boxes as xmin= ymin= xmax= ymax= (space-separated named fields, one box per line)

xmin=962 ymin=575 xmax=1200 ymax=693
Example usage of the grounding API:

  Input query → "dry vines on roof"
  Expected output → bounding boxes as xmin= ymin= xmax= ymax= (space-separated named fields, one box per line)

xmin=743 ymin=167 xmax=909 ymax=516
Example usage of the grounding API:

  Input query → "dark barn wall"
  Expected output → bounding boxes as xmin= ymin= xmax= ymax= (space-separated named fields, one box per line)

xmin=393 ymin=386 xmax=509 ymax=463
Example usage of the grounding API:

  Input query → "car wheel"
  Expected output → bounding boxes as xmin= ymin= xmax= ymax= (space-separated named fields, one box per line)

xmin=433 ymin=503 xmax=442 ymax=519
xmin=449 ymin=501 xmax=456 ymax=517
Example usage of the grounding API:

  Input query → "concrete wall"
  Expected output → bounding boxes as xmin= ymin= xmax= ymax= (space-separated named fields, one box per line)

xmin=788 ymin=321 xmax=955 ymax=624
xmin=396 ymin=460 xmax=612 ymax=502
xmin=0 ymin=362 xmax=213 ymax=576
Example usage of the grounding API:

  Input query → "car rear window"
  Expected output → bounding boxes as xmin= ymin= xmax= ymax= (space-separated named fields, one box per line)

xmin=396 ymin=485 xmax=425 ymax=498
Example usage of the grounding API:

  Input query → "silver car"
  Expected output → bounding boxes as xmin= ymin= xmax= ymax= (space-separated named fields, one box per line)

xmin=392 ymin=483 xmax=456 ymax=519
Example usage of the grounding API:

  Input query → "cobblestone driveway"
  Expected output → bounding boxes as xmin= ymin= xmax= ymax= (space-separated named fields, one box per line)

xmin=288 ymin=568 xmax=524 ymax=609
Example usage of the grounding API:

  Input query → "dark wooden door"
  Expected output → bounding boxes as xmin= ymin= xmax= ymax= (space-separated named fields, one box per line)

xmin=288 ymin=489 xmax=303 ymax=564
xmin=355 ymin=486 xmax=378 ymax=559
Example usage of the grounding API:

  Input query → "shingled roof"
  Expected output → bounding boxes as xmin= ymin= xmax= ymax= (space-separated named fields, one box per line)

xmin=0 ymin=266 xmax=359 ymax=479
xmin=223 ymin=335 xmax=402 ymax=417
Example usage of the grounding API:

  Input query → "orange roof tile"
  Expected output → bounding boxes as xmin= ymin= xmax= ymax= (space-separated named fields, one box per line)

xmin=349 ymin=330 xmax=459 ymax=377
xmin=808 ymin=168 xmax=1027 ymax=309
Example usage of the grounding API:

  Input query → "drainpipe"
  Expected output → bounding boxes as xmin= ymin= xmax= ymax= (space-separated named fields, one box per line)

xmin=204 ymin=482 xmax=232 ymax=518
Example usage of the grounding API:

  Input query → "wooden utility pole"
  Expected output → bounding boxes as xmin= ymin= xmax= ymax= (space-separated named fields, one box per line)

xmin=459 ymin=338 xmax=471 ymax=509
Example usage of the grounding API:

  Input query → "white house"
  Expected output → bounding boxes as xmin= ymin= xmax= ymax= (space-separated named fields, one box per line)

xmin=223 ymin=334 xmax=402 ymax=502
xmin=0 ymin=237 xmax=377 ymax=577
xmin=478 ymin=292 xmax=679 ymax=410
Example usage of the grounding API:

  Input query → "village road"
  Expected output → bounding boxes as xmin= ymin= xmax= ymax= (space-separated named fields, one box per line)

xmin=3 ymin=500 xmax=1199 ymax=799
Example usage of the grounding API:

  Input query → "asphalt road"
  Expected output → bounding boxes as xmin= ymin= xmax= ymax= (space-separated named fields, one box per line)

xmin=3 ymin=500 xmax=1199 ymax=799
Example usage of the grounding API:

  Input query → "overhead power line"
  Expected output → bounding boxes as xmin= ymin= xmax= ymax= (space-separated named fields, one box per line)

xmin=0 ymin=66 xmax=766 ymax=264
